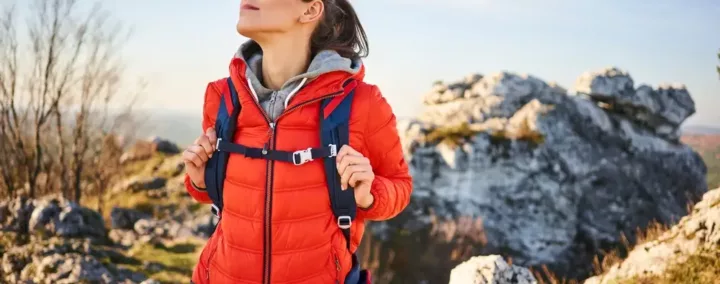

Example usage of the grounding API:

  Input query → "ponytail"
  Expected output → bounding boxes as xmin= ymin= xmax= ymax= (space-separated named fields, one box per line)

xmin=304 ymin=0 xmax=369 ymax=59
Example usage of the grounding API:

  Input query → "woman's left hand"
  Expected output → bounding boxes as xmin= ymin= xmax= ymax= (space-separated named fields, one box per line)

xmin=336 ymin=145 xmax=375 ymax=209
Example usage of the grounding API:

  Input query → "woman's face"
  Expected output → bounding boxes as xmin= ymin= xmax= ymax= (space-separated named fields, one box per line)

xmin=236 ymin=0 xmax=322 ymax=39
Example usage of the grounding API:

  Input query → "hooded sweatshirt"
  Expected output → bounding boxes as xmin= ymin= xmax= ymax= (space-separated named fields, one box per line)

xmin=235 ymin=40 xmax=362 ymax=121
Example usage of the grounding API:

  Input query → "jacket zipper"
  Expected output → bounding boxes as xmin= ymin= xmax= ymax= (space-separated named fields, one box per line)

xmin=334 ymin=253 xmax=341 ymax=281
xmin=205 ymin=230 xmax=220 ymax=280
xmin=263 ymin=122 xmax=276 ymax=284
xmin=236 ymin=78 xmax=346 ymax=284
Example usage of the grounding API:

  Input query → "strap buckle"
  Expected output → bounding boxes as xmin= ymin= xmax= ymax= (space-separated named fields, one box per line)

xmin=211 ymin=204 xmax=221 ymax=218
xmin=328 ymin=144 xmax=338 ymax=158
xmin=293 ymin=148 xmax=314 ymax=165
xmin=337 ymin=216 xmax=352 ymax=229
xmin=215 ymin=138 xmax=222 ymax=152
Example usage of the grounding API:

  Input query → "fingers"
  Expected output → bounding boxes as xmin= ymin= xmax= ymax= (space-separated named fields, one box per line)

xmin=337 ymin=155 xmax=369 ymax=189
xmin=194 ymin=135 xmax=214 ymax=159
xmin=184 ymin=145 xmax=209 ymax=166
xmin=182 ymin=148 xmax=205 ymax=168
xmin=348 ymin=170 xmax=373 ymax=188
xmin=340 ymin=164 xmax=373 ymax=190
xmin=336 ymin=145 xmax=362 ymax=164
xmin=337 ymin=155 xmax=370 ymax=176
xmin=205 ymin=127 xmax=217 ymax=145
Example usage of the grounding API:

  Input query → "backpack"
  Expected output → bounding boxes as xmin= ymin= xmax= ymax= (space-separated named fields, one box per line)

xmin=203 ymin=77 xmax=371 ymax=284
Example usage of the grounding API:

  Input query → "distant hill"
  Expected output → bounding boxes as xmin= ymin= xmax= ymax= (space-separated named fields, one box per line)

xmin=682 ymin=124 xmax=720 ymax=135
xmin=134 ymin=109 xmax=201 ymax=147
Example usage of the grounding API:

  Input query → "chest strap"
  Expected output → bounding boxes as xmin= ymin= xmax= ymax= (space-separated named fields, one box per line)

xmin=216 ymin=138 xmax=338 ymax=166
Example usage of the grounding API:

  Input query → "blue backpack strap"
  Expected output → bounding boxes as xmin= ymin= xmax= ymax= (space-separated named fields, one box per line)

xmin=320 ymin=79 xmax=358 ymax=250
xmin=205 ymin=77 xmax=241 ymax=219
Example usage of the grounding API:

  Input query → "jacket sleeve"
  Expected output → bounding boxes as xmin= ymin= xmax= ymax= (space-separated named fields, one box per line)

xmin=356 ymin=85 xmax=413 ymax=221
xmin=184 ymin=81 xmax=223 ymax=204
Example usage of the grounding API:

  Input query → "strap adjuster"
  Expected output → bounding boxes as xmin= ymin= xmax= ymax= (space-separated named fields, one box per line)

xmin=337 ymin=216 xmax=352 ymax=229
xmin=329 ymin=144 xmax=338 ymax=158
xmin=211 ymin=204 xmax=221 ymax=218
xmin=293 ymin=148 xmax=314 ymax=165
xmin=215 ymin=138 xmax=222 ymax=152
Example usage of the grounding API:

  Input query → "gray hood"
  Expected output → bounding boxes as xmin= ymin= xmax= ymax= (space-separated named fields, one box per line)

xmin=234 ymin=40 xmax=362 ymax=121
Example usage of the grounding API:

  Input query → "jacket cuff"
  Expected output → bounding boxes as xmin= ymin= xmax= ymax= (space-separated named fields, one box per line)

xmin=357 ymin=177 xmax=391 ymax=219
xmin=184 ymin=175 xmax=212 ymax=203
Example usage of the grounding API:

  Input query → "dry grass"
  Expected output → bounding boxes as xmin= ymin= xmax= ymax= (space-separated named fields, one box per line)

xmin=425 ymin=123 xmax=480 ymax=147
xmin=618 ymin=247 xmax=720 ymax=284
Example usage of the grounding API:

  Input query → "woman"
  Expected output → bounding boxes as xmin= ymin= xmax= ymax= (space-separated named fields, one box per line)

xmin=182 ymin=0 xmax=412 ymax=283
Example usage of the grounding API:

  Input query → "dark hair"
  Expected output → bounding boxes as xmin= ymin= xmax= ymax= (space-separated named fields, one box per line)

xmin=303 ymin=0 xmax=369 ymax=59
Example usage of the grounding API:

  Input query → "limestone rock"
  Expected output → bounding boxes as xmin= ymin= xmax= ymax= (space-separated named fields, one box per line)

xmin=584 ymin=188 xmax=720 ymax=284
xmin=28 ymin=197 xmax=106 ymax=239
xmin=448 ymin=255 xmax=537 ymax=284
xmin=574 ymin=67 xmax=695 ymax=139
xmin=386 ymin=67 xmax=706 ymax=281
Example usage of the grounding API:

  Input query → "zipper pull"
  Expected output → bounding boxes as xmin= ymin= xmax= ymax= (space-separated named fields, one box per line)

xmin=263 ymin=123 xmax=276 ymax=155
xmin=335 ymin=257 xmax=340 ymax=271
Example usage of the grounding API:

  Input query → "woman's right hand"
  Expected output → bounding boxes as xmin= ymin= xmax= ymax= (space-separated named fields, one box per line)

xmin=183 ymin=128 xmax=217 ymax=189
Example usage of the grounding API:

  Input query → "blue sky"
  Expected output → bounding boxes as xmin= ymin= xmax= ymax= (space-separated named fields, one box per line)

xmin=102 ymin=0 xmax=719 ymax=126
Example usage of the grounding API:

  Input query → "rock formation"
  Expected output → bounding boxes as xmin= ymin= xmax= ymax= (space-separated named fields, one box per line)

xmin=448 ymin=255 xmax=537 ymax=284
xmin=1 ymin=197 xmax=106 ymax=241
xmin=120 ymin=136 xmax=180 ymax=164
xmin=383 ymin=67 xmax=707 ymax=281
xmin=584 ymin=187 xmax=720 ymax=283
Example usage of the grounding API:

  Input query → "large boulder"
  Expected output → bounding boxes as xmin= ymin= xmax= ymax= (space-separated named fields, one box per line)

xmin=449 ymin=255 xmax=537 ymax=284
xmin=27 ymin=197 xmax=106 ymax=240
xmin=374 ymin=67 xmax=707 ymax=282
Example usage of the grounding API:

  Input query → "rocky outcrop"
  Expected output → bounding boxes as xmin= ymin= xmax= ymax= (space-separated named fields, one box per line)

xmin=387 ymin=67 xmax=707 ymax=281
xmin=111 ymin=208 xmax=151 ymax=230
xmin=1 ymin=236 xmax=151 ymax=284
xmin=1 ymin=197 xmax=106 ymax=240
xmin=109 ymin=213 xmax=213 ymax=248
xmin=448 ymin=255 xmax=537 ymax=284
xmin=112 ymin=176 xmax=167 ymax=193
xmin=120 ymin=136 xmax=180 ymax=164
xmin=584 ymin=188 xmax=720 ymax=283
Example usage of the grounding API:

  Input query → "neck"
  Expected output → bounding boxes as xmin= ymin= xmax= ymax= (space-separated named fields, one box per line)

xmin=257 ymin=35 xmax=312 ymax=90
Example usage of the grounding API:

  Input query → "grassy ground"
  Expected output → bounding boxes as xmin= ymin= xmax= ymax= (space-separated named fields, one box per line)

xmin=89 ymin=152 xmax=206 ymax=283
xmin=123 ymin=240 xmax=204 ymax=283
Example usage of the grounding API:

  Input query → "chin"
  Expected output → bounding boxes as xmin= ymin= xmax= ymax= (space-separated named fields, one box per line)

xmin=236 ymin=22 xmax=257 ymax=38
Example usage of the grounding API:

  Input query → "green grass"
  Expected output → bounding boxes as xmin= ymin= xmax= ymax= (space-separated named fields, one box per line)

xmin=124 ymin=241 xmax=203 ymax=284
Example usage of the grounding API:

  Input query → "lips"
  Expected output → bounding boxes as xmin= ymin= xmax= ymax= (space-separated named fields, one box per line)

xmin=241 ymin=4 xmax=260 ymax=10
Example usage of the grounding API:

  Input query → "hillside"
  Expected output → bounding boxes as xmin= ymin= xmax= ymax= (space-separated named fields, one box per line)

xmin=0 ymin=141 xmax=213 ymax=284
xmin=682 ymin=134 xmax=720 ymax=189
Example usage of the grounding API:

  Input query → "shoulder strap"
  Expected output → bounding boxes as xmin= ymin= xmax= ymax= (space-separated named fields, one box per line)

xmin=205 ymin=77 xmax=241 ymax=219
xmin=320 ymin=79 xmax=359 ymax=250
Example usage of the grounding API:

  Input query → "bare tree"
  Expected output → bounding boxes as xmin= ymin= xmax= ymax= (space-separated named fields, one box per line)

xmin=0 ymin=3 xmax=26 ymax=197
xmin=0 ymin=0 xmax=138 ymax=202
